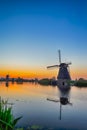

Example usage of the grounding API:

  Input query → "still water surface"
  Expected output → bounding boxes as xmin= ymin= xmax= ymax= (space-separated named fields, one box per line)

xmin=0 ymin=82 xmax=87 ymax=130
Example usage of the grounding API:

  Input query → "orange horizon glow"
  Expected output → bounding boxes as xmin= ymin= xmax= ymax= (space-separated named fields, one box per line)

xmin=0 ymin=67 xmax=87 ymax=80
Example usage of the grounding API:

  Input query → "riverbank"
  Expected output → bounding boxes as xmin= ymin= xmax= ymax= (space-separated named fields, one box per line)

xmin=74 ymin=79 xmax=87 ymax=87
xmin=0 ymin=76 xmax=87 ymax=87
xmin=38 ymin=78 xmax=57 ymax=86
xmin=38 ymin=78 xmax=87 ymax=87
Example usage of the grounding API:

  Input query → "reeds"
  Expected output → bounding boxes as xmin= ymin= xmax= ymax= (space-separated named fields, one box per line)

xmin=0 ymin=97 xmax=22 ymax=130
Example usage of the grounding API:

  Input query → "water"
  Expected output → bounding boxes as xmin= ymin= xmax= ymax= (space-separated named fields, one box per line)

xmin=0 ymin=82 xmax=87 ymax=130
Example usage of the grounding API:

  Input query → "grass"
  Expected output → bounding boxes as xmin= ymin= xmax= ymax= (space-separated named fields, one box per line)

xmin=38 ymin=78 xmax=51 ymax=85
xmin=38 ymin=78 xmax=57 ymax=86
xmin=74 ymin=79 xmax=87 ymax=87
xmin=0 ymin=97 xmax=22 ymax=130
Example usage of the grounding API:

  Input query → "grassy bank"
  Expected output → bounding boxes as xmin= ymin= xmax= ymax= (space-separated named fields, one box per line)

xmin=74 ymin=79 xmax=87 ymax=87
xmin=38 ymin=78 xmax=51 ymax=85
xmin=38 ymin=78 xmax=57 ymax=86
xmin=38 ymin=78 xmax=87 ymax=87
xmin=0 ymin=97 xmax=22 ymax=130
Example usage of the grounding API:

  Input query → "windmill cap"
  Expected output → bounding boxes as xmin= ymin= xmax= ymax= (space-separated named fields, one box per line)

xmin=59 ymin=63 xmax=68 ymax=67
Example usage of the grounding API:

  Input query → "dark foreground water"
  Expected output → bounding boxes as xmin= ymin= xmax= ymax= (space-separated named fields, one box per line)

xmin=0 ymin=82 xmax=87 ymax=130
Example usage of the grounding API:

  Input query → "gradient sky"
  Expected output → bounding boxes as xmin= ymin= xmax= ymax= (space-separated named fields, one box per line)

xmin=0 ymin=0 xmax=87 ymax=79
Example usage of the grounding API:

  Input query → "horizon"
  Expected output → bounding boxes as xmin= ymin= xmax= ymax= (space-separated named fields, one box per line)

xmin=0 ymin=0 xmax=87 ymax=80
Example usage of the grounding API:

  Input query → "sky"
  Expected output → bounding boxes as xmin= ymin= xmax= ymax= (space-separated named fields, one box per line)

xmin=0 ymin=0 xmax=87 ymax=79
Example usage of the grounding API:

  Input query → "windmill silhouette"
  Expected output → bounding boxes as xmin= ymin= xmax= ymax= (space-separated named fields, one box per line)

xmin=47 ymin=50 xmax=71 ymax=89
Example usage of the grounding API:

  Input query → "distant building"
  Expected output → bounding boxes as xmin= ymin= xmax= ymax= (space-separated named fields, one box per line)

xmin=6 ymin=74 xmax=10 ymax=81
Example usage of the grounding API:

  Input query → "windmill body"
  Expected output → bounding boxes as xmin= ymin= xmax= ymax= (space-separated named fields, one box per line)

xmin=57 ymin=62 xmax=71 ymax=90
xmin=47 ymin=50 xmax=71 ymax=90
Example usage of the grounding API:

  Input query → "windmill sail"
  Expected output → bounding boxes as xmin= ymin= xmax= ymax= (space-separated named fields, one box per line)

xmin=58 ymin=50 xmax=61 ymax=64
xmin=47 ymin=65 xmax=59 ymax=69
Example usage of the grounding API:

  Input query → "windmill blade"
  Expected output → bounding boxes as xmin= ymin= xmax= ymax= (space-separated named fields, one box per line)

xmin=47 ymin=98 xmax=59 ymax=102
xmin=67 ymin=66 xmax=70 ymax=74
xmin=66 ymin=62 xmax=72 ymax=65
xmin=58 ymin=49 xmax=61 ymax=64
xmin=68 ymin=102 xmax=73 ymax=106
xmin=47 ymin=65 xmax=59 ymax=69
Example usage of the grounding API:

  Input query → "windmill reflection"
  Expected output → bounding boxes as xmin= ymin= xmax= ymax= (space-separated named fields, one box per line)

xmin=5 ymin=82 xmax=9 ymax=87
xmin=59 ymin=87 xmax=72 ymax=120
xmin=47 ymin=85 xmax=72 ymax=120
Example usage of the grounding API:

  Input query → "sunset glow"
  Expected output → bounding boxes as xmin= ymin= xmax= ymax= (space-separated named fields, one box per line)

xmin=0 ymin=66 xmax=87 ymax=80
xmin=0 ymin=1 xmax=87 ymax=80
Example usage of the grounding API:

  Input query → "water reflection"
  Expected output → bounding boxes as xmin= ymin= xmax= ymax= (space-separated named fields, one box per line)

xmin=0 ymin=82 xmax=87 ymax=129
xmin=47 ymin=85 xmax=72 ymax=120
xmin=5 ymin=82 xmax=9 ymax=87
xmin=58 ymin=87 xmax=72 ymax=120
xmin=59 ymin=87 xmax=71 ymax=105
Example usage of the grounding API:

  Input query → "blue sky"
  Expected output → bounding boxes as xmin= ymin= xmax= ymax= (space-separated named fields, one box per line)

xmin=0 ymin=0 xmax=87 ymax=78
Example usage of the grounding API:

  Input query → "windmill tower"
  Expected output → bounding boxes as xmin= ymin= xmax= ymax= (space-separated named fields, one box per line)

xmin=47 ymin=50 xmax=71 ymax=89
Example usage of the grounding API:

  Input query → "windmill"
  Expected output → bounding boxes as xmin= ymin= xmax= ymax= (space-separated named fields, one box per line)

xmin=47 ymin=50 xmax=72 ymax=89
